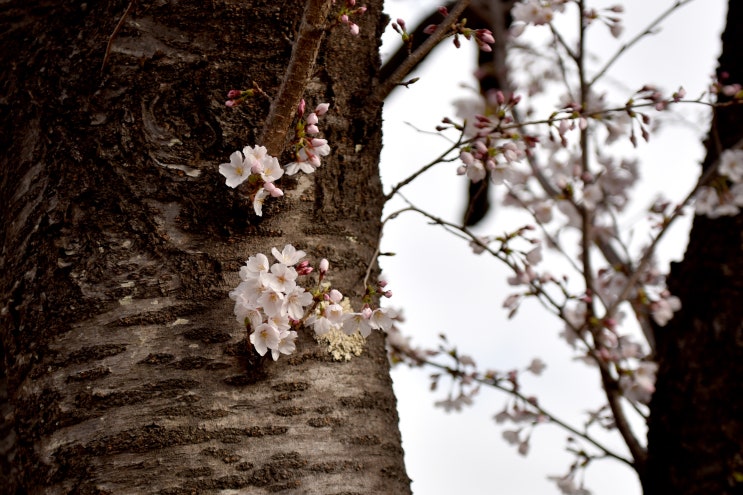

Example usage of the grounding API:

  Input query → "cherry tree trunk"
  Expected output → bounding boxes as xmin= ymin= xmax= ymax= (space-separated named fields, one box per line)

xmin=0 ymin=1 xmax=411 ymax=493
xmin=645 ymin=2 xmax=743 ymax=494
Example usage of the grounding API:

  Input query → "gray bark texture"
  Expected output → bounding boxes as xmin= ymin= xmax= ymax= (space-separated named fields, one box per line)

xmin=0 ymin=1 xmax=412 ymax=493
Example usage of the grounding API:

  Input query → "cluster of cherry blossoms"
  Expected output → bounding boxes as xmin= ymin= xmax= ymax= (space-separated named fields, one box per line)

xmin=510 ymin=0 xmax=567 ymax=31
xmin=218 ymin=100 xmax=330 ymax=215
xmin=228 ymin=244 xmax=395 ymax=360
xmin=510 ymin=0 xmax=624 ymax=40
xmin=219 ymin=145 xmax=285 ymax=216
xmin=695 ymin=148 xmax=743 ymax=217
xmin=453 ymin=90 xmax=529 ymax=186
xmin=285 ymin=100 xmax=331 ymax=175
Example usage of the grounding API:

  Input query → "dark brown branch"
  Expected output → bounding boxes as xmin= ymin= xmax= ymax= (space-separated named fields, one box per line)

xmin=100 ymin=0 xmax=135 ymax=73
xmin=259 ymin=0 xmax=333 ymax=156
xmin=373 ymin=0 xmax=471 ymax=102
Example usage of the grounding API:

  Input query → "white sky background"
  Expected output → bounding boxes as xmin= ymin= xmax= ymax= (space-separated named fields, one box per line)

xmin=378 ymin=1 xmax=727 ymax=494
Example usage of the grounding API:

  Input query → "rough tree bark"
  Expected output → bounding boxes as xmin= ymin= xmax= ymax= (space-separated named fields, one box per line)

xmin=645 ymin=2 xmax=743 ymax=494
xmin=0 ymin=1 xmax=411 ymax=493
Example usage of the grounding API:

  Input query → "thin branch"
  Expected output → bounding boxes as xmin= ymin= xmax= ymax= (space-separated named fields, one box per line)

xmin=259 ymin=0 xmax=334 ymax=156
xmin=401 ymin=351 xmax=633 ymax=467
xmin=391 ymin=195 xmax=620 ymax=405
xmin=363 ymin=207 xmax=415 ymax=289
xmin=588 ymin=0 xmax=696 ymax=89
xmin=604 ymin=133 xmax=743 ymax=321
xmin=400 ymin=202 xmax=573 ymax=319
xmin=549 ymin=22 xmax=579 ymax=64
xmin=504 ymin=185 xmax=583 ymax=276
xmin=576 ymin=0 xmax=646 ymax=468
xmin=374 ymin=0 xmax=471 ymax=102
xmin=384 ymin=129 xmax=466 ymax=201
xmin=100 ymin=0 xmax=136 ymax=73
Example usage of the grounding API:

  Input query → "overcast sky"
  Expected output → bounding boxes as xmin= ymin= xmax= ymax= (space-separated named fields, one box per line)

xmin=378 ymin=1 xmax=728 ymax=493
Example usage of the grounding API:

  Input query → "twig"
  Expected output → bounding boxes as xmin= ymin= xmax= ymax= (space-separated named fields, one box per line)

xmin=383 ymin=129 xmax=466 ymax=201
xmin=604 ymin=133 xmax=743 ymax=322
xmin=401 ymin=350 xmax=634 ymax=467
xmin=259 ymin=0 xmax=334 ymax=156
xmin=588 ymin=0 xmax=696 ymax=89
xmin=100 ymin=0 xmax=135 ymax=73
xmin=374 ymin=0 xmax=471 ymax=102
xmin=362 ymin=206 xmax=414 ymax=289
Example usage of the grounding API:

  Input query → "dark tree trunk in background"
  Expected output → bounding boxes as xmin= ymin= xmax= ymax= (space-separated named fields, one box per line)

xmin=645 ymin=2 xmax=743 ymax=494
xmin=0 ymin=1 xmax=411 ymax=493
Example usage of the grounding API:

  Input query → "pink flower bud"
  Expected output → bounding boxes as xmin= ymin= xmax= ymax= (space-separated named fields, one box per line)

xmin=396 ymin=18 xmax=406 ymax=30
xmin=263 ymin=182 xmax=284 ymax=197
xmin=329 ymin=289 xmax=343 ymax=303
xmin=350 ymin=23 xmax=359 ymax=35
xmin=423 ymin=24 xmax=438 ymax=35
xmin=225 ymin=100 xmax=237 ymax=107
xmin=306 ymin=124 xmax=319 ymax=135
xmin=315 ymin=102 xmax=330 ymax=115
xmin=296 ymin=260 xmax=312 ymax=275
xmin=227 ymin=89 xmax=242 ymax=99
xmin=437 ymin=6 xmax=449 ymax=16
xmin=297 ymin=98 xmax=306 ymax=117
xmin=319 ymin=258 xmax=329 ymax=273
xmin=306 ymin=112 xmax=318 ymax=125
xmin=476 ymin=29 xmax=495 ymax=44
xmin=460 ymin=150 xmax=475 ymax=166
xmin=308 ymin=153 xmax=321 ymax=167
xmin=341 ymin=14 xmax=349 ymax=23
xmin=357 ymin=6 xmax=366 ymax=14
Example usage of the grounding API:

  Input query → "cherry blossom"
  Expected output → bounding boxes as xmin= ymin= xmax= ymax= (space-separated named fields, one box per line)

xmin=719 ymin=149 xmax=743 ymax=182
xmin=512 ymin=0 xmax=566 ymax=27
xmin=219 ymin=151 xmax=251 ymax=188
xmin=619 ymin=362 xmax=658 ymax=404
xmin=250 ymin=323 xmax=281 ymax=357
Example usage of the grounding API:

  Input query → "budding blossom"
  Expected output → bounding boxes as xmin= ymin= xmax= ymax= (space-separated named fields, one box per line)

xmin=229 ymin=244 xmax=394 ymax=360
xmin=285 ymin=101 xmax=332 ymax=176
xmin=225 ymin=88 xmax=255 ymax=107
xmin=422 ymin=8 xmax=495 ymax=52
xmin=336 ymin=0 xmax=366 ymax=36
